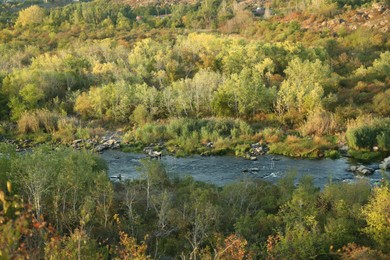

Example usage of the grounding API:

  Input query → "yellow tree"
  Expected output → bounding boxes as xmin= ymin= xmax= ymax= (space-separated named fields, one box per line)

xmin=15 ymin=5 xmax=45 ymax=27
xmin=361 ymin=186 xmax=390 ymax=253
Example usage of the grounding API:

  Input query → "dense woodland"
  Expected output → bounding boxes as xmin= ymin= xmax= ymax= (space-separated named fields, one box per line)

xmin=0 ymin=0 xmax=389 ymax=157
xmin=0 ymin=0 xmax=389 ymax=258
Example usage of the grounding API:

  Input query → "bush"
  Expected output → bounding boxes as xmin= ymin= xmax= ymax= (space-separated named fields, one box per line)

xmin=15 ymin=5 xmax=45 ymax=27
xmin=348 ymin=150 xmax=382 ymax=161
xmin=17 ymin=109 xmax=59 ymax=134
xmin=324 ymin=150 xmax=341 ymax=159
xmin=373 ymin=89 xmax=390 ymax=116
xmin=132 ymin=104 xmax=150 ymax=126
xmin=299 ymin=110 xmax=338 ymax=137
xmin=129 ymin=118 xmax=255 ymax=155
xmin=234 ymin=144 xmax=250 ymax=157
xmin=35 ymin=109 xmax=58 ymax=133
xmin=261 ymin=128 xmax=284 ymax=143
xmin=134 ymin=123 xmax=167 ymax=144
xmin=346 ymin=118 xmax=390 ymax=151
xmin=17 ymin=111 xmax=39 ymax=134
xmin=377 ymin=129 xmax=390 ymax=151
xmin=53 ymin=117 xmax=79 ymax=143
xmin=0 ymin=122 xmax=7 ymax=136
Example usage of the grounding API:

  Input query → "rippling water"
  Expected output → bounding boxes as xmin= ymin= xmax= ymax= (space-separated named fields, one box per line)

xmin=101 ymin=150 xmax=387 ymax=188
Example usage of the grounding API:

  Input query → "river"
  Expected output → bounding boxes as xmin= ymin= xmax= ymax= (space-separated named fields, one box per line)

xmin=101 ymin=150 xmax=387 ymax=188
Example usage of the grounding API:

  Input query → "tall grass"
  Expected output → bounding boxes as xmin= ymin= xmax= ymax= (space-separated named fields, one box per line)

xmin=17 ymin=109 xmax=59 ymax=134
xmin=36 ymin=109 xmax=58 ymax=133
xmin=299 ymin=110 xmax=338 ymax=137
xmin=17 ymin=111 xmax=40 ymax=134
xmin=259 ymin=127 xmax=284 ymax=143
xmin=269 ymin=135 xmax=336 ymax=158
xmin=53 ymin=117 xmax=79 ymax=143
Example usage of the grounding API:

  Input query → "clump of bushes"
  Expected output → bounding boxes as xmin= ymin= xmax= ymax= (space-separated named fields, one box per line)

xmin=125 ymin=118 xmax=255 ymax=155
xmin=17 ymin=111 xmax=40 ymax=134
xmin=324 ymin=150 xmax=341 ymax=159
xmin=53 ymin=117 xmax=79 ymax=143
xmin=348 ymin=150 xmax=382 ymax=161
xmin=16 ymin=109 xmax=104 ymax=144
xmin=259 ymin=127 xmax=284 ymax=143
xmin=299 ymin=110 xmax=338 ymax=137
xmin=346 ymin=117 xmax=390 ymax=151
xmin=17 ymin=109 xmax=59 ymax=134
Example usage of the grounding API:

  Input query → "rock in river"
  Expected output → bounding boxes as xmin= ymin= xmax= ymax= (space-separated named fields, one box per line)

xmin=347 ymin=165 xmax=375 ymax=176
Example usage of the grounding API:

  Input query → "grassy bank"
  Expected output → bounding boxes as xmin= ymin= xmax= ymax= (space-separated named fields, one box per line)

xmin=121 ymin=118 xmax=345 ymax=159
xmin=123 ymin=117 xmax=257 ymax=157
xmin=268 ymin=135 xmax=339 ymax=158
xmin=3 ymin=116 xmax=389 ymax=161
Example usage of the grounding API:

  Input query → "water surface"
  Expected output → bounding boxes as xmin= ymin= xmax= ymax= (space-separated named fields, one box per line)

xmin=101 ymin=151 xmax=387 ymax=188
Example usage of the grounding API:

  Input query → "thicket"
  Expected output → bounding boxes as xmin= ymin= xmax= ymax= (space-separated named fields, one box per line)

xmin=124 ymin=117 xmax=254 ymax=155
xmin=346 ymin=118 xmax=390 ymax=151
xmin=0 ymin=145 xmax=389 ymax=258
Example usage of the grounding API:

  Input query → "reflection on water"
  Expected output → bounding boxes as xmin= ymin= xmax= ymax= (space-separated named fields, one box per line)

xmin=101 ymin=150 xmax=388 ymax=188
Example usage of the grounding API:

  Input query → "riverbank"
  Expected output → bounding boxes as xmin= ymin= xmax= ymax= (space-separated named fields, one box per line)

xmin=1 ymin=117 xmax=389 ymax=163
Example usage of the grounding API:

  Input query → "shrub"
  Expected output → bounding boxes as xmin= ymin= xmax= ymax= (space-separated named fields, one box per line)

xmin=261 ymin=128 xmax=284 ymax=143
xmin=75 ymin=127 xmax=92 ymax=140
xmin=53 ymin=117 xmax=79 ymax=143
xmin=36 ymin=109 xmax=58 ymax=133
xmin=377 ymin=129 xmax=390 ymax=151
xmin=373 ymin=89 xmax=390 ymax=116
xmin=338 ymin=243 xmax=388 ymax=260
xmin=346 ymin=117 xmax=390 ymax=150
xmin=234 ymin=144 xmax=250 ymax=157
xmin=299 ymin=110 xmax=338 ymax=137
xmin=129 ymin=118 xmax=254 ymax=155
xmin=17 ymin=109 xmax=60 ymax=135
xmin=134 ymin=123 xmax=167 ymax=144
xmin=0 ymin=122 xmax=7 ymax=136
xmin=348 ymin=150 xmax=382 ymax=161
xmin=17 ymin=111 xmax=39 ymax=134
xmin=132 ymin=104 xmax=150 ymax=126
xmin=324 ymin=150 xmax=341 ymax=159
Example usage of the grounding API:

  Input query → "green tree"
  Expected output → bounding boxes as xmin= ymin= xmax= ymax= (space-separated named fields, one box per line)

xmin=132 ymin=104 xmax=150 ymax=126
xmin=45 ymin=228 xmax=108 ymax=259
xmin=373 ymin=89 xmax=390 ymax=116
xmin=277 ymin=58 xmax=333 ymax=114
xmin=19 ymin=84 xmax=44 ymax=109
xmin=139 ymin=160 xmax=169 ymax=211
xmin=268 ymin=220 xmax=326 ymax=259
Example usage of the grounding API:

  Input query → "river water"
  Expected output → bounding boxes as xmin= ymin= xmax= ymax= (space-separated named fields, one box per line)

xmin=101 ymin=150 xmax=387 ymax=188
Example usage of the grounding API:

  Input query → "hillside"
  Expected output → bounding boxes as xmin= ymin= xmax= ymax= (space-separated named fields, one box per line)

xmin=0 ymin=0 xmax=390 ymax=259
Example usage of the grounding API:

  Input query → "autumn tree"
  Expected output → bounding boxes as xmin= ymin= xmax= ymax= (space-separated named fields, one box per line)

xmin=15 ymin=5 xmax=45 ymax=27
xmin=361 ymin=186 xmax=390 ymax=253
